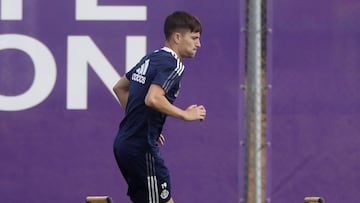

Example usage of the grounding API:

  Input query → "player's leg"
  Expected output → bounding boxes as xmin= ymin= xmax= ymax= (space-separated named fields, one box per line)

xmin=114 ymin=144 xmax=174 ymax=203
xmin=149 ymin=152 xmax=173 ymax=203
xmin=113 ymin=144 xmax=149 ymax=202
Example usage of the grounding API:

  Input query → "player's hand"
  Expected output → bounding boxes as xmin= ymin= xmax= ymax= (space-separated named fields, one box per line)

xmin=158 ymin=134 xmax=165 ymax=146
xmin=183 ymin=104 xmax=206 ymax=121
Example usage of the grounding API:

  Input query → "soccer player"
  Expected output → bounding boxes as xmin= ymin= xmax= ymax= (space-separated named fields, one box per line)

xmin=113 ymin=11 xmax=206 ymax=203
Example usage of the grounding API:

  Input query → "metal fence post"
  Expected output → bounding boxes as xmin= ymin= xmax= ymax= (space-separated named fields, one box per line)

xmin=245 ymin=0 xmax=263 ymax=202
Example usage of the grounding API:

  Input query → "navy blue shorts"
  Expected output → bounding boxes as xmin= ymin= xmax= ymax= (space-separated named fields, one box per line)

xmin=114 ymin=148 xmax=172 ymax=203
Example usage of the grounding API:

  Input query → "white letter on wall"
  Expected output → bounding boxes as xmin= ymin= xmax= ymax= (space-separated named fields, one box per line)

xmin=76 ymin=0 xmax=146 ymax=21
xmin=0 ymin=34 xmax=57 ymax=111
xmin=0 ymin=0 xmax=23 ymax=20
xmin=67 ymin=36 xmax=121 ymax=109
xmin=126 ymin=36 xmax=146 ymax=72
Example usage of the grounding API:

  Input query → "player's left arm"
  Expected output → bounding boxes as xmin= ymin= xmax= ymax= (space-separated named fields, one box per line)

xmin=113 ymin=76 xmax=130 ymax=110
xmin=145 ymin=84 xmax=206 ymax=121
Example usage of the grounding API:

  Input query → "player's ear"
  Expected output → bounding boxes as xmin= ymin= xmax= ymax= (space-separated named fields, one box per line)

xmin=173 ymin=32 xmax=182 ymax=44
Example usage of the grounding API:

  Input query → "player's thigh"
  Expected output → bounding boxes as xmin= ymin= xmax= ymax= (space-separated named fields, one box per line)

xmin=148 ymin=152 xmax=173 ymax=202
xmin=124 ymin=152 xmax=172 ymax=202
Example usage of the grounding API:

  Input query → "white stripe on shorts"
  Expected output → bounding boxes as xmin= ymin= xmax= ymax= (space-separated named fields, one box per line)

xmin=146 ymin=153 xmax=159 ymax=203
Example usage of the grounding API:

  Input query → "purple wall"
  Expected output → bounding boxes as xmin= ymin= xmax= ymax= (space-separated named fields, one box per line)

xmin=0 ymin=1 xmax=244 ymax=203
xmin=4 ymin=1 xmax=359 ymax=203
xmin=272 ymin=0 xmax=360 ymax=202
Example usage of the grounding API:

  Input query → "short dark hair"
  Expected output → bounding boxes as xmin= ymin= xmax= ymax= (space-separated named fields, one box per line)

xmin=164 ymin=11 xmax=202 ymax=40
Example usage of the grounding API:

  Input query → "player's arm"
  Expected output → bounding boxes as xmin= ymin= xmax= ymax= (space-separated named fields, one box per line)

xmin=145 ymin=84 xmax=206 ymax=121
xmin=113 ymin=76 xmax=130 ymax=110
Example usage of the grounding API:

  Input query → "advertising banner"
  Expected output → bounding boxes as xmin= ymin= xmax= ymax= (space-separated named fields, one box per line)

xmin=0 ymin=1 xmax=244 ymax=202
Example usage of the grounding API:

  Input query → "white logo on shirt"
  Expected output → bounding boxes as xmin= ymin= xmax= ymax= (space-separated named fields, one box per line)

xmin=131 ymin=59 xmax=149 ymax=84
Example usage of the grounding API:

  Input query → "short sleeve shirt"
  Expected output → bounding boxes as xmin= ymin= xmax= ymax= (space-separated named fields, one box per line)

xmin=117 ymin=47 xmax=185 ymax=153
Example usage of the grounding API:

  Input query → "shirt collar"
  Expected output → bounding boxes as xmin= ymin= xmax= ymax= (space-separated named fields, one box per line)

xmin=161 ymin=47 xmax=179 ymax=59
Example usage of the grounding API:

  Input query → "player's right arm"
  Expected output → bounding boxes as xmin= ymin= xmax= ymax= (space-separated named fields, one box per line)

xmin=113 ymin=76 xmax=130 ymax=110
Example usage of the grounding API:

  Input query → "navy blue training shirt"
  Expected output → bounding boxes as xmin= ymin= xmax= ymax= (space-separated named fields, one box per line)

xmin=116 ymin=47 xmax=185 ymax=153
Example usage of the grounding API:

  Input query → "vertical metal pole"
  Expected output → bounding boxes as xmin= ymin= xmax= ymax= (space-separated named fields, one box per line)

xmin=246 ymin=0 xmax=262 ymax=202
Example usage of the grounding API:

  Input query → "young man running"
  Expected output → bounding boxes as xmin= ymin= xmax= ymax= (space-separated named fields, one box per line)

xmin=113 ymin=11 xmax=206 ymax=203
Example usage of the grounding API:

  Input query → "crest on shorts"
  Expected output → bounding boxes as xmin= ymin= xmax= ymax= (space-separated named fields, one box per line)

xmin=160 ymin=189 xmax=169 ymax=199
xmin=160 ymin=182 xmax=169 ymax=199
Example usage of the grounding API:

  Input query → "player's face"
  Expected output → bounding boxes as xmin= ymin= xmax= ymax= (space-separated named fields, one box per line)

xmin=178 ymin=31 xmax=201 ymax=58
